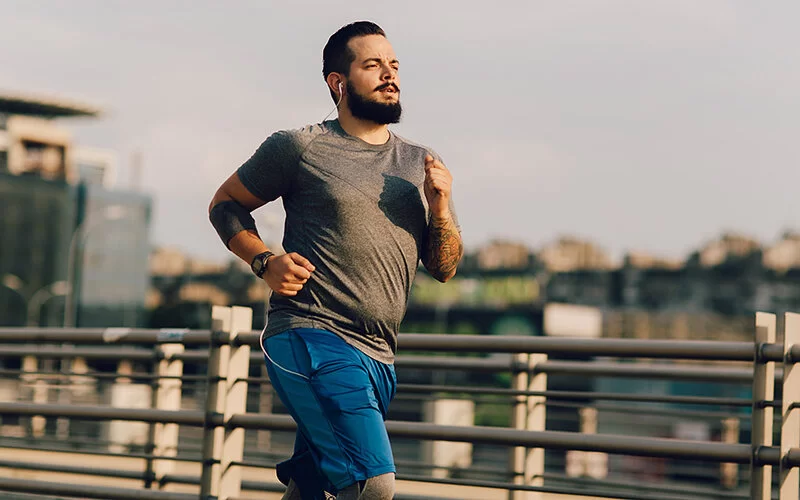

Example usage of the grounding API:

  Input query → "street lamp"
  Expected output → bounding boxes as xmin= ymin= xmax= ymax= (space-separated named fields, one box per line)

xmin=2 ymin=273 xmax=25 ymax=295
xmin=2 ymin=273 xmax=26 ymax=301
xmin=2 ymin=274 xmax=72 ymax=327
xmin=27 ymin=281 xmax=70 ymax=327
xmin=64 ymin=205 xmax=133 ymax=327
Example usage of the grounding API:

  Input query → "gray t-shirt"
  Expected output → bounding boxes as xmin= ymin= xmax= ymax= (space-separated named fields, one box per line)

xmin=238 ymin=119 xmax=458 ymax=363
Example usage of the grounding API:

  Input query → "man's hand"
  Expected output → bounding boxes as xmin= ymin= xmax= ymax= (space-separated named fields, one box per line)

xmin=424 ymin=155 xmax=453 ymax=218
xmin=421 ymin=154 xmax=462 ymax=283
xmin=263 ymin=253 xmax=316 ymax=296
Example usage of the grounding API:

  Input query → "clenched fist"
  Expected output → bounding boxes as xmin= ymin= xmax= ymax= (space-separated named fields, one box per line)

xmin=424 ymin=154 xmax=453 ymax=219
xmin=263 ymin=252 xmax=315 ymax=296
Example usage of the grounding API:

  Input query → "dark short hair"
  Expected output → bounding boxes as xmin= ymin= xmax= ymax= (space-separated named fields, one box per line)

xmin=323 ymin=21 xmax=386 ymax=79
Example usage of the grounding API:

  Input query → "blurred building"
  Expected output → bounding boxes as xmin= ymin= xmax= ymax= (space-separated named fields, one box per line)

xmin=538 ymin=236 xmax=617 ymax=272
xmin=475 ymin=239 xmax=534 ymax=270
xmin=0 ymin=172 xmax=77 ymax=326
xmin=0 ymin=90 xmax=152 ymax=327
xmin=73 ymin=183 xmax=152 ymax=327
xmin=147 ymin=247 xmax=262 ymax=329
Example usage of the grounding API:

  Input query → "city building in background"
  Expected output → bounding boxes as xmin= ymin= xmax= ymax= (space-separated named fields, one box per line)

xmin=72 ymin=183 xmax=152 ymax=328
xmin=147 ymin=232 xmax=800 ymax=339
xmin=0 ymin=90 xmax=152 ymax=328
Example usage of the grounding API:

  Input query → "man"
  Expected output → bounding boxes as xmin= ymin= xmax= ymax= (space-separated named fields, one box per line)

xmin=209 ymin=21 xmax=463 ymax=500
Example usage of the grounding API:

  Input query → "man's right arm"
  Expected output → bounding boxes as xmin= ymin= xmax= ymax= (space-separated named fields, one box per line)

xmin=208 ymin=172 xmax=315 ymax=296
xmin=208 ymin=171 xmax=270 ymax=266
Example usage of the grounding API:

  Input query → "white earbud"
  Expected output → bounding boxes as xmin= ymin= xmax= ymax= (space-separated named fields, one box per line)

xmin=322 ymin=81 xmax=345 ymax=122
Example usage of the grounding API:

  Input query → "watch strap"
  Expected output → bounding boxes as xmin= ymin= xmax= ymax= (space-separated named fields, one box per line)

xmin=251 ymin=251 xmax=275 ymax=278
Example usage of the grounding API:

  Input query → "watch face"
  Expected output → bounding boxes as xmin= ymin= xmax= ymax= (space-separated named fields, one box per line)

xmin=253 ymin=252 xmax=274 ymax=277
xmin=252 ymin=255 xmax=265 ymax=276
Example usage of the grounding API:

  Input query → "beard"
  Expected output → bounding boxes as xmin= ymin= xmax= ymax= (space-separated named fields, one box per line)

xmin=346 ymin=81 xmax=402 ymax=125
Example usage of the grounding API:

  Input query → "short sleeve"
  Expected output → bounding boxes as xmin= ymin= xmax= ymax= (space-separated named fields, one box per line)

xmin=236 ymin=130 xmax=300 ymax=202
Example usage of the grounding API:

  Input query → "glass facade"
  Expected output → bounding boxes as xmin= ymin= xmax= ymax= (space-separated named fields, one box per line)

xmin=0 ymin=173 xmax=77 ymax=326
xmin=72 ymin=184 xmax=153 ymax=328
xmin=0 ymin=173 xmax=153 ymax=328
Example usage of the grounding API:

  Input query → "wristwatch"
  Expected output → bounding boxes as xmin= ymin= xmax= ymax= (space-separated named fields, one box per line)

xmin=250 ymin=251 xmax=275 ymax=278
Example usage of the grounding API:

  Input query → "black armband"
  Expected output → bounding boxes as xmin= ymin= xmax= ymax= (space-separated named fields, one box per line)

xmin=209 ymin=200 xmax=257 ymax=249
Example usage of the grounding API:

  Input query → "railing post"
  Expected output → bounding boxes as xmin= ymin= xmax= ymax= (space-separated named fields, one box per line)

xmin=751 ymin=312 xmax=775 ymax=500
xmin=22 ymin=355 xmax=46 ymax=438
xmin=201 ymin=306 xmax=231 ymax=499
xmin=150 ymin=342 xmax=184 ymax=490
xmin=508 ymin=352 xmax=546 ymax=500
xmin=780 ymin=312 xmax=800 ymax=500
xmin=108 ymin=359 xmax=151 ymax=454
xmin=508 ymin=353 xmax=529 ymax=500
xmin=523 ymin=353 xmax=547 ymax=499
xmin=720 ymin=416 xmax=739 ymax=489
xmin=200 ymin=305 xmax=252 ymax=500
xmin=567 ymin=407 xmax=607 ymax=480
xmin=422 ymin=398 xmax=475 ymax=478
xmin=55 ymin=354 xmax=73 ymax=440
xmin=219 ymin=306 xmax=252 ymax=498
xmin=258 ymin=363 xmax=272 ymax=451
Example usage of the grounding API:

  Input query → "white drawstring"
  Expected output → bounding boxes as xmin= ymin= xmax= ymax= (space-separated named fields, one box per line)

xmin=258 ymin=93 xmax=341 ymax=381
xmin=260 ymin=325 xmax=310 ymax=380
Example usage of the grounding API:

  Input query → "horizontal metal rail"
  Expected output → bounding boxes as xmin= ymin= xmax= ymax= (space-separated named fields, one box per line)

xmin=396 ymin=384 xmax=756 ymax=406
xmin=400 ymin=357 xmax=757 ymax=381
xmin=0 ymin=345 xmax=159 ymax=361
xmin=231 ymin=451 xmax=739 ymax=499
xmin=0 ymin=328 xmax=217 ymax=346
xmin=391 ymin=393 xmax=751 ymax=417
xmin=240 ymin=330 xmax=793 ymax=361
xmin=0 ymin=402 xmax=784 ymax=465
xmin=228 ymin=472 xmax=708 ymax=500
xmin=228 ymin=412 xmax=772 ymax=465
xmin=0 ymin=402 xmax=206 ymax=426
xmin=556 ymin=401 xmax=752 ymax=421
xmin=0 ymin=441 xmax=201 ymax=464
xmin=3 ymin=344 xmax=767 ymax=383
xmin=538 ymin=360 xmax=753 ymax=382
xmin=0 ymin=475 xmax=196 ymax=500
xmin=0 ymin=368 xmax=208 ymax=382
xmin=162 ymin=473 xmax=454 ymax=500
xmin=0 ymin=444 xmax=749 ymax=500
xmin=0 ymin=458 xmax=148 ymax=482
xmin=375 ymin=356 xmax=761 ymax=381
xmin=2 ymin=322 xmax=798 ymax=500
xmin=4 ymin=327 xmax=792 ymax=363
xmin=392 ymin=472 xmax=711 ymax=500
xmin=228 ymin=456 xmax=512 ymax=482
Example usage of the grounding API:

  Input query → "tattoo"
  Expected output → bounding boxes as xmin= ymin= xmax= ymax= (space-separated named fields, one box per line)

xmin=423 ymin=214 xmax=463 ymax=282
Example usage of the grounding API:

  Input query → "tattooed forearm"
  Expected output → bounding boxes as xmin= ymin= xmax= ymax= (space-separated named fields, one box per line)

xmin=423 ymin=214 xmax=463 ymax=282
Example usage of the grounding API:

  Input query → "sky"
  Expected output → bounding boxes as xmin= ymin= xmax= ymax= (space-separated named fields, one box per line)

xmin=2 ymin=1 xmax=798 ymax=264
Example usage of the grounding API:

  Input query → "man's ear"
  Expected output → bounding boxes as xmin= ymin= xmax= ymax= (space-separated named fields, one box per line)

xmin=326 ymin=73 xmax=345 ymax=98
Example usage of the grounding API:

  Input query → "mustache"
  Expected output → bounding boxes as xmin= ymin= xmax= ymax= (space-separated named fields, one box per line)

xmin=374 ymin=82 xmax=400 ymax=92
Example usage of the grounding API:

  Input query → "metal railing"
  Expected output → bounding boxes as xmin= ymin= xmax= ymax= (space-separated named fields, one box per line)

xmin=0 ymin=307 xmax=797 ymax=499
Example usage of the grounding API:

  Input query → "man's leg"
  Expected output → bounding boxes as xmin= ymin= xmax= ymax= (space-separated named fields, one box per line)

xmin=266 ymin=328 xmax=397 ymax=495
xmin=335 ymin=473 xmax=395 ymax=500
xmin=265 ymin=332 xmax=334 ymax=500
xmin=281 ymin=479 xmax=302 ymax=500
xmin=334 ymin=343 xmax=397 ymax=500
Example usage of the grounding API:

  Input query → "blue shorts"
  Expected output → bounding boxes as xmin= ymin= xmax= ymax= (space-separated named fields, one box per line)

xmin=263 ymin=328 xmax=397 ymax=498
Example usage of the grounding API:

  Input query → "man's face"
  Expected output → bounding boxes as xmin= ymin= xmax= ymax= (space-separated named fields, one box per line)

xmin=345 ymin=34 xmax=402 ymax=124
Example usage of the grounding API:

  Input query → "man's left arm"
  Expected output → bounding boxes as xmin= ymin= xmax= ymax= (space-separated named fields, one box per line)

xmin=421 ymin=154 xmax=463 ymax=282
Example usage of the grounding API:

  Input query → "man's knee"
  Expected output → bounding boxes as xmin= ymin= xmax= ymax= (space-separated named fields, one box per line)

xmin=336 ymin=472 xmax=395 ymax=500
xmin=360 ymin=472 xmax=395 ymax=500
